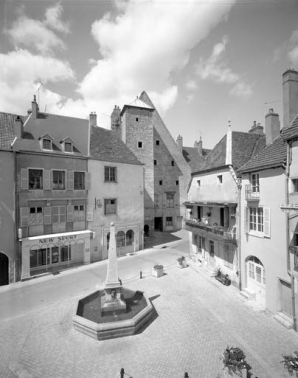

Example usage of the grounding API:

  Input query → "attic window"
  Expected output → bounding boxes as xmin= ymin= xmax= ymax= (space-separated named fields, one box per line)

xmin=217 ymin=175 xmax=223 ymax=184
xmin=42 ymin=138 xmax=52 ymax=150
xmin=64 ymin=142 xmax=73 ymax=153
xmin=138 ymin=141 xmax=143 ymax=149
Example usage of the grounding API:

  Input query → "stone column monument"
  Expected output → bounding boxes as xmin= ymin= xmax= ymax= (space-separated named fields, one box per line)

xmin=101 ymin=222 xmax=126 ymax=314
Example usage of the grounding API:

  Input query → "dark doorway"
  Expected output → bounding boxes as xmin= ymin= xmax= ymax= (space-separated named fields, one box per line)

xmin=144 ymin=224 xmax=150 ymax=237
xmin=154 ymin=217 xmax=163 ymax=231
xmin=0 ymin=253 xmax=9 ymax=286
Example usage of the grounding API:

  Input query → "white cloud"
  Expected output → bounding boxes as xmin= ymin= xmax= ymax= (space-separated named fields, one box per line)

xmin=73 ymin=0 xmax=236 ymax=125
xmin=195 ymin=35 xmax=252 ymax=98
xmin=186 ymin=80 xmax=198 ymax=90
xmin=44 ymin=3 xmax=70 ymax=34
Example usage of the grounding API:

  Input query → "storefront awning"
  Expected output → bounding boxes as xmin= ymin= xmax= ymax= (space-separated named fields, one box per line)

xmin=26 ymin=229 xmax=94 ymax=242
xmin=184 ymin=201 xmax=237 ymax=208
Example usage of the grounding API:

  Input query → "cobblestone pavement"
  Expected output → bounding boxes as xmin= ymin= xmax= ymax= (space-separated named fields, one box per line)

xmin=1 ymin=256 xmax=298 ymax=378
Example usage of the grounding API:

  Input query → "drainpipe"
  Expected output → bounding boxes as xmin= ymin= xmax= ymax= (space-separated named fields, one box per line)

xmin=14 ymin=151 xmax=21 ymax=282
xmin=285 ymin=142 xmax=297 ymax=331
xmin=238 ymin=180 xmax=242 ymax=291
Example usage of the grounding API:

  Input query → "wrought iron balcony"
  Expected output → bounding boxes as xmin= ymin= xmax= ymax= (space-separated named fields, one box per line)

xmin=184 ymin=219 xmax=237 ymax=244
xmin=245 ymin=185 xmax=260 ymax=201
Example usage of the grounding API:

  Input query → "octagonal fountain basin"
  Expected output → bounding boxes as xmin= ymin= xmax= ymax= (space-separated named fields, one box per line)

xmin=73 ymin=288 xmax=153 ymax=340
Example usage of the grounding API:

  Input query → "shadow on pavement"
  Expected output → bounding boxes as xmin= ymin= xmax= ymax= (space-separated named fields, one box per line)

xmin=144 ymin=231 xmax=181 ymax=249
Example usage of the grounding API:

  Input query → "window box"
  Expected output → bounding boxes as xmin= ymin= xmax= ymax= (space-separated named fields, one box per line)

xmin=152 ymin=264 xmax=163 ymax=278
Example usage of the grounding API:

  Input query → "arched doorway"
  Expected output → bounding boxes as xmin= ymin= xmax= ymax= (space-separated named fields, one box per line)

xmin=0 ymin=252 xmax=9 ymax=286
xmin=246 ymin=256 xmax=266 ymax=307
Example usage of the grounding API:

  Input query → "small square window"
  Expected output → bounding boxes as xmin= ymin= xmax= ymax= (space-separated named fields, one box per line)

xmin=217 ymin=175 xmax=223 ymax=184
xmin=74 ymin=205 xmax=79 ymax=211
xmin=159 ymin=180 xmax=163 ymax=185
xmin=156 ymin=140 xmax=160 ymax=146
xmin=138 ymin=141 xmax=143 ymax=148
xmin=171 ymin=160 xmax=175 ymax=166
xmin=154 ymin=160 xmax=157 ymax=165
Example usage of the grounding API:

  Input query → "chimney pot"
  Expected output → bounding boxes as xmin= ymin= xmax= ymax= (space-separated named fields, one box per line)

xmin=282 ymin=69 xmax=298 ymax=128
xmin=89 ymin=112 xmax=97 ymax=127
xmin=14 ymin=116 xmax=23 ymax=139
xmin=265 ymin=108 xmax=280 ymax=144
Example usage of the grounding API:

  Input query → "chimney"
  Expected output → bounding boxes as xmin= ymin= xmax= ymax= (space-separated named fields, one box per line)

xmin=265 ymin=108 xmax=280 ymax=145
xmin=14 ymin=116 xmax=23 ymax=139
xmin=111 ymin=105 xmax=121 ymax=136
xmin=249 ymin=121 xmax=264 ymax=135
xmin=176 ymin=135 xmax=183 ymax=151
xmin=89 ymin=112 xmax=97 ymax=127
xmin=194 ymin=137 xmax=203 ymax=155
xmin=283 ymin=69 xmax=298 ymax=128
xmin=31 ymin=95 xmax=39 ymax=118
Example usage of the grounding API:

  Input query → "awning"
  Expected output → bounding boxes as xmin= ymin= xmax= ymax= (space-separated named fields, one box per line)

xmin=184 ymin=201 xmax=237 ymax=208
xmin=26 ymin=229 xmax=94 ymax=242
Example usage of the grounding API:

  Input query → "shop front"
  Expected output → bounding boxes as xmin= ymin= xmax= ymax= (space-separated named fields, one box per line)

xmin=21 ymin=230 xmax=94 ymax=280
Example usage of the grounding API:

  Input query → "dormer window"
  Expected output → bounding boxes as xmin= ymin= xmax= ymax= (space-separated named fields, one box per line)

xmin=43 ymin=138 xmax=52 ymax=150
xmin=39 ymin=134 xmax=53 ymax=151
xmin=60 ymin=137 xmax=74 ymax=153
xmin=64 ymin=142 xmax=73 ymax=153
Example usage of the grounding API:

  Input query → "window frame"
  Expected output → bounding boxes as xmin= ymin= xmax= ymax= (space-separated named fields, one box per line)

xmin=251 ymin=173 xmax=260 ymax=193
xmin=104 ymin=166 xmax=117 ymax=183
xmin=166 ymin=192 xmax=175 ymax=208
xmin=104 ymin=198 xmax=117 ymax=215
xmin=138 ymin=141 xmax=143 ymax=149
xmin=74 ymin=171 xmax=85 ymax=190
xmin=42 ymin=138 xmax=52 ymax=150
xmin=166 ymin=216 xmax=173 ymax=226
xmin=64 ymin=142 xmax=73 ymax=153
xmin=28 ymin=169 xmax=43 ymax=190
xmin=52 ymin=170 xmax=65 ymax=190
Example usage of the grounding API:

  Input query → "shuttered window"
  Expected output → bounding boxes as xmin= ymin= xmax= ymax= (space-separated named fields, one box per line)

xmin=52 ymin=206 xmax=66 ymax=223
xmin=29 ymin=169 xmax=43 ymax=189
xmin=20 ymin=207 xmax=29 ymax=227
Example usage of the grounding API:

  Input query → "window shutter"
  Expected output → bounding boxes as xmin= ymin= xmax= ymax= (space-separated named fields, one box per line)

xmin=44 ymin=207 xmax=52 ymax=225
xmin=20 ymin=207 xmax=29 ymax=227
xmin=20 ymin=169 xmax=28 ymax=189
xmin=264 ymin=207 xmax=271 ymax=238
xmin=86 ymin=205 xmax=93 ymax=221
xmin=67 ymin=171 xmax=74 ymax=190
xmin=67 ymin=205 xmax=74 ymax=222
xmin=85 ymin=172 xmax=91 ymax=190
xmin=43 ymin=170 xmax=51 ymax=190
xmin=244 ymin=207 xmax=249 ymax=233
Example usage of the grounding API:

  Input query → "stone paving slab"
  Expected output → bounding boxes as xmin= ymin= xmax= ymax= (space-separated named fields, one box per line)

xmin=1 ymin=258 xmax=298 ymax=378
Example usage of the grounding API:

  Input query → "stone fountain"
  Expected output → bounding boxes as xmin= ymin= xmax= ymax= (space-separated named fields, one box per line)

xmin=73 ymin=222 xmax=153 ymax=340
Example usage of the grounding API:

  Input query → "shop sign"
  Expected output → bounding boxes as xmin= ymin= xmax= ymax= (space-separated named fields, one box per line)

xmin=38 ymin=234 xmax=77 ymax=244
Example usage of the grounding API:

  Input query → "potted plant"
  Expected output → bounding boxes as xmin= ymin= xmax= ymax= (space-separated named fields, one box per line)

xmin=152 ymin=264 xmax=163 ymax=278
xmin=177 ymin=256 xmax=187 ymax=268
xmin=281 ymin=351 xmax=298 ymax=377
xmin=222 ymin=346 xmax=249 ymax=377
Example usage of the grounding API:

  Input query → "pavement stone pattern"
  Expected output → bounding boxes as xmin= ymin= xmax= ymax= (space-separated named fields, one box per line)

xmin=1 ymin=248 xmax=298 ymax=377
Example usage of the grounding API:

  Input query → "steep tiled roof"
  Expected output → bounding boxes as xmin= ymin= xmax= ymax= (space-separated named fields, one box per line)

xmin=90 ymin=126 xmax=142 ymax=165
xmin=0 ymin=112 xmax=27 ymax=149
xmin=281 ymin=114 xmax=298 ymax=140
xmin=193 ymin=131 xmax=264 ymax=173
xmin=182 ymin=146 xmax=210 ymax=172
xmin=237 ymin=136 xmax=287 ymax=173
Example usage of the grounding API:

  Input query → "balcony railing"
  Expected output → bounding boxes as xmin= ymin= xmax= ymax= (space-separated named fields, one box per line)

xmin=245 ymin=185 xmax=260 ymax=201
xmin=184 ymin=219 xmax=237 ymax=243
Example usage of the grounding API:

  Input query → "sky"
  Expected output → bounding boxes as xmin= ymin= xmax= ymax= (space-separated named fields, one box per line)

xmin=0 ymin=0 xmax=298 ymax=150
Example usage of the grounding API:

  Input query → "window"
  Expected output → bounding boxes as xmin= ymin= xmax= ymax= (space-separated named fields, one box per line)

xmin=159 ymin=180 xmax=163 ymax=185
xmin=138 ymin=141 xmax=143 ymax=148
xmin=197 ymin=180 xmax=201 ymax=187
xmin=251 ymin=173 xmax=260 ymax=192
xmin=224 ymin=245 xmax=234 ymax=269
xmin=29 ymin=207 xmax=43 ymax=225
xmin=74 ymin=172 xmax=85 ymax=190
xmin=166 ymin=193 xmax=174 ymax=208
xmin=166 ymin=217 xmax=173 ymax=226
xmin=247 ymin=256 xmax=265 ymax=286
xmin=154 ymin=160 xmax=157 ymax=165
xmin=126 ymin=230 xmax=134 ymax=246
xmin=74 ymin=205 xmax=85 ymax=221
xmin=105 ymin=166 xmax=117 ymax=182
xmin=30 ymin=248 xmax=50 ymax=268
xmin=52 ymin=206 xmax=66 ymax=223
xmin=52 ymin=247 xmax=59 ymax=264
xmin=29 ymin=169 xmax=43 ymax=189
xmin=42 ymin=138 xmax=52 ymax=150
xmin=176 ymin=180 xmax=179 ymax=186
xmin=61 ymin=246 xmax=71 ymax=262
xmin=209 ymin=241 xmax=215 ymax=256
xmin=64 ymin=142 xmax=73 ymax=153
xmin=217 ymin=175 xmax=223 ymax=184
xmin=105 ymin=199 xmax=117 ymax=215
xmin=156 ymin=140 xmax=160 ymax=146
xmin=53 ymin=171 xmax=65 ymax=190
xmin=291 ymin=179 xmax=298 ymax=193
xmin=249 ymin=207 xmax=263 ymax=232
xmin=136 ymin=117 xmax=139 ymax=122
xmin=171 ymin=160 xmax=175 ymax=166
xmin=117 ymin=231 xmax=125 ymax=248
